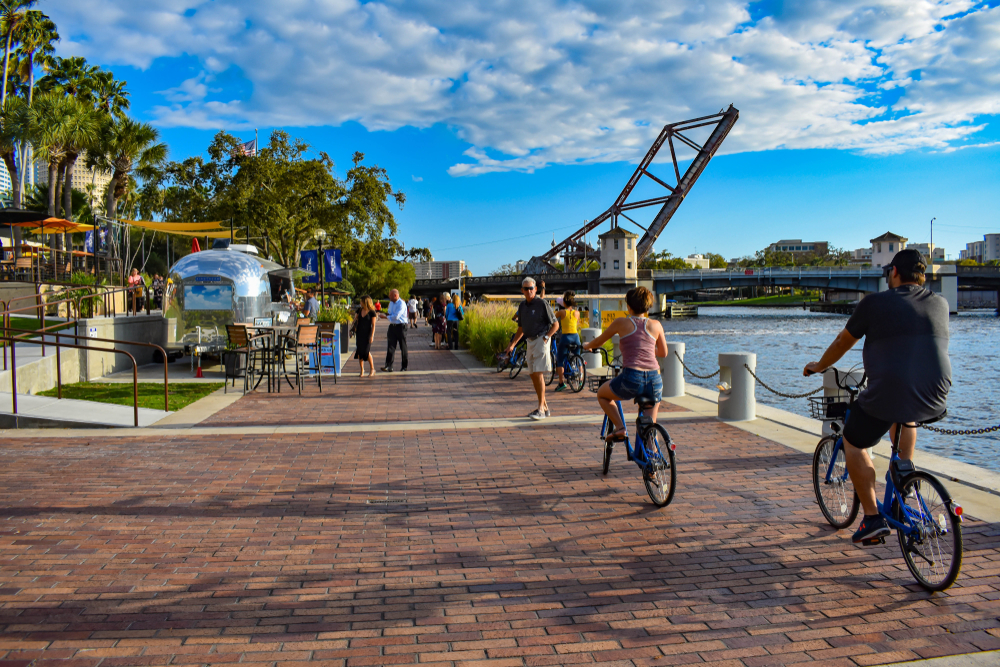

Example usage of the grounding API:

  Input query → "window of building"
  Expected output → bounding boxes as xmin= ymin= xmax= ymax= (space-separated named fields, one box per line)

xmin=627 ymin=261 xmax=632 ymax=269
xmin=889 ymin=244 xmax=894 ymax=252
xmin=614 ymin=260 xmax=619 ymax=270
xmin=877 ymin=243 xmax=882 ymax=252
xmin=627 ymin=238 xmax=632 ymax=249
xmin=614 ymin=239 xmax=619 ymax=250
xmin=603 ymin=262 xmax=606 ymax=269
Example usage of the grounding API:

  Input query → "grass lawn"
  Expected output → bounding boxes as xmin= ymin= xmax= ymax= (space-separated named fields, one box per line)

xmin=38 ymin=382 xmax=225 ymax=411
xmin=5 ymin=316 xmax=74 ymax=332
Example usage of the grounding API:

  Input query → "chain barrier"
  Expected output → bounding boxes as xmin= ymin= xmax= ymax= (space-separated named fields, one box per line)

xmin=920 ymin=423 xmax=1000 ymax=436
xmin=673 ymin=351 xmax=720 ymax=379
xmin=743 ymin=364 xmax=823 ymax=399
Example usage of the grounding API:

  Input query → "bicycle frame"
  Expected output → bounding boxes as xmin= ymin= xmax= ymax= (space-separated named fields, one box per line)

xmin=600 ymin=400 xmax=655 ymax=466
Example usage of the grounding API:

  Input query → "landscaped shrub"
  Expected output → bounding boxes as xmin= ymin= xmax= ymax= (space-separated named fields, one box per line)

xmin=459 ymin=301 xmax=517 ymax=365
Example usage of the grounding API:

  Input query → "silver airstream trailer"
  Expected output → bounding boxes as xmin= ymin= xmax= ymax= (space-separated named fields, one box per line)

xmin=163 ymin=245 xmax=302 ymax=355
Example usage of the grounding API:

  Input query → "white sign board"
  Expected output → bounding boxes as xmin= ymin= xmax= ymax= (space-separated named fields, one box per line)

xmin=88 ymin=327 xmax=98 ymax=338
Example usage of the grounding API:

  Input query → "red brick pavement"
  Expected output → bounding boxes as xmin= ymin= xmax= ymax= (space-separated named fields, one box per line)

xmin=204 ymin=326 xmax=686 ymax=426
xmin=2 ymin=342 xmax=999 ymax=666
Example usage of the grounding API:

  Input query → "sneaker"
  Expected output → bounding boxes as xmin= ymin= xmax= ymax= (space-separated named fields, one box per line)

xmin=380 ymin=366 xmax=393 ymax=372
xmin=852 ymin=515 xmax=890 ymax=544
xmin=544 ymin=408 xmax=551 ymax=418
xmin=528 ymin=409 xmax=546 ymax=421
xmin=400 ymin=367 xmax=408 ymax=372
xmin=554 ymin=383 xmax=567 ymax=392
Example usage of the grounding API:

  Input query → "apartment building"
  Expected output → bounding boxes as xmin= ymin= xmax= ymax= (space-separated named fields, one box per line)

xmin=768 ymin=239 xmax=829 ymax=258
xmin=907 ymin=243 xmax=945 ymax=262
xmin=410 ymin=260 xmax=466 ymax=280
xmin=870 ymin=232 xmax=907 ymax=268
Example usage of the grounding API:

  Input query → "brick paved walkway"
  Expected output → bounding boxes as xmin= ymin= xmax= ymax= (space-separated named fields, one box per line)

xmin=1 ymin=326 xmax=999 ymax=666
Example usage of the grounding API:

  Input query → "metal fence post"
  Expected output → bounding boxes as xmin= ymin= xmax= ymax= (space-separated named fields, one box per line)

xmin=661 ymin=342 xmax=685 ymax=398
xmin=718 ymin=352 xmax=756 ymax=421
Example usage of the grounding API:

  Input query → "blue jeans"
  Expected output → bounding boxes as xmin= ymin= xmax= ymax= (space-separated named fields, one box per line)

xmin=556 ymin=333 xmax=580 ymax=368
xmin=608 ymin=368 xmax=662 ymax=403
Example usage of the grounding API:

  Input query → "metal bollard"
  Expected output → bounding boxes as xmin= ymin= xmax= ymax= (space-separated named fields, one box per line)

xmin=718 ymin=352 xmax=756 ymax=421
xmin=660 ymin=342 xmax=685 ymax=398
xmin=581 ymin=327 xmax=602 ymax=369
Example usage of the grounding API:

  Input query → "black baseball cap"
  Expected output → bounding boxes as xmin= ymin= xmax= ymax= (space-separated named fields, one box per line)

xmin=886 ymin=248 xmax=926 ymax=274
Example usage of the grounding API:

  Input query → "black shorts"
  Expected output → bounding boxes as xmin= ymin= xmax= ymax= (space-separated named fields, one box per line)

xmin=842 ymin=403 xmax=894 ymax=449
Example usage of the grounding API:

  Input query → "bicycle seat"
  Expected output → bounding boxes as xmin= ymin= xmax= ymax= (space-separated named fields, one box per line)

xmin=916 ymin=410 xmax=947 ymax=426
xmin=634 ymin=397 xmax=657 ymax=410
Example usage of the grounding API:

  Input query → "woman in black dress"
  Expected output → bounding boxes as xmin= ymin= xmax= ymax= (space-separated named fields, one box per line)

xmin=353 ymin=295 xmax=379 ymax=377
xmin=432 ymin=292 xmax=448 ymax=349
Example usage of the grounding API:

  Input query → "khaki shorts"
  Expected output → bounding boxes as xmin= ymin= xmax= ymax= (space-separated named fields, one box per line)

xmin=526 ymin=335 xmax=552 ymax=374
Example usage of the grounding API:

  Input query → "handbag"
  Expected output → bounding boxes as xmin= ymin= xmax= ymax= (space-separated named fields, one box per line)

xmin=455 ymin=305 xmax=464 ymax=321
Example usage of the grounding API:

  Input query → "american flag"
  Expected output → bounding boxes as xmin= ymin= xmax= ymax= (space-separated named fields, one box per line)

xmin=240 ymin=139 xmax=257 ymax=157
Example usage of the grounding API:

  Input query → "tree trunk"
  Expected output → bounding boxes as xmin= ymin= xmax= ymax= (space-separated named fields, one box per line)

xmin=1 ymin=31 xmax=13 ymax=106
xmin=54 ymin=160 xmax=67 ymax=218
xmin=106 ymin=171 xmax=123 ymax=219
xmin=47 ymin=161 xmax=58 ymax=216
xmin=2 ymin=150 xmax=21 ymax=257
xmin=63 ymin=153 xmax=77 ymax=222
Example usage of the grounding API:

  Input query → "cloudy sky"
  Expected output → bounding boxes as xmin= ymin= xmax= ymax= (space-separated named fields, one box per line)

xmin=48 ymin=0 xmax=1000 ymax=272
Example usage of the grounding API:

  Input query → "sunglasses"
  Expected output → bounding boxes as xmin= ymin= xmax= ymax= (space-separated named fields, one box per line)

xmin=522 ymin=286 xmax=536 ymax=292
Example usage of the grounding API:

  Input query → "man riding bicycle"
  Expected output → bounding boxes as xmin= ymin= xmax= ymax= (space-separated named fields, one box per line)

xmin=804 ymin=249 xmax=951 ymax=545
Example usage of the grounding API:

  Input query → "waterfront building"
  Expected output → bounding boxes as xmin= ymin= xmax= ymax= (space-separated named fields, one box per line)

xmin=960 ymin=240 xmax=985 ymax=262
xmin=849 ymin=247 xmax=872 ymax=264
xmin=986 ymin=234 xmax=1000 ymax=262
xmin=599 ymin=227 xmax=639 ymax=294
xmin=767 ymin=239 xmax=829 ymax=258
xmin=908 ymin=243 xmax=945 ymax=262
xmin=684 ymin=254 xmax=710 ymax=269
xmin=410 ymin=259 xmax=466 ymax=280
xmin=869 ymin=231 xmax=907 ymax=268
xmin=515 ymin=260 xmax=527 ymax=273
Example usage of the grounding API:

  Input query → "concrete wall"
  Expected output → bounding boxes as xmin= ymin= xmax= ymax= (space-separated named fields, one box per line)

xmin=76 ymin=315 xmax=167 ymax=380
xmin=0 ymin=347 xmax=83 ymax=396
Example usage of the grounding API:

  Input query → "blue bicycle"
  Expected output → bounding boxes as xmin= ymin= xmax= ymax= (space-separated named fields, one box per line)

xmin=546 ymin=338 xmax=587 ymax=392
xmin=591 ymin=349 xmax=676 ymax=507
xmin=811 ymin=368 xmax=963 ymax=591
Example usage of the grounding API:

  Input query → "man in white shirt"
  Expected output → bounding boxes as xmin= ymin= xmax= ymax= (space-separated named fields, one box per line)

xmin=381 ymin=289 xmax=409 ymax=372
xmin=407 ymin=296 xmax=419 ymax=328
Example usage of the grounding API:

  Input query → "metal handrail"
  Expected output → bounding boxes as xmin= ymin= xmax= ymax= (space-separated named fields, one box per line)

xmin=3 ymin=325 xmax=169 ymax=412
xmin=1 ymin=334 xmax=141 ymax=427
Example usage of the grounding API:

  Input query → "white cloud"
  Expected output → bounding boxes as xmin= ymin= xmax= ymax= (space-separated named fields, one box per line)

xmin=411 ymin=175 xmax=423 ymax=182
xmin=46 ymin=0 xmax=1000 ymax=174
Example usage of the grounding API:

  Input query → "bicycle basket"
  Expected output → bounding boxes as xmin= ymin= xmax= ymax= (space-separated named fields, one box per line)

xmin=808 ymin=396 xmax=848 ymax=421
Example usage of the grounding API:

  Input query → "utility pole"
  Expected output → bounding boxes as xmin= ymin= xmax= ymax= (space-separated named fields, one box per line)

xmin=930 ymin=217 xmax=936 ymax=265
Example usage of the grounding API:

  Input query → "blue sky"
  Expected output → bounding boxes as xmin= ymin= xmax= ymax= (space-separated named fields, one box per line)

xmin=46 ymin=0 xmax=1000 ymax=274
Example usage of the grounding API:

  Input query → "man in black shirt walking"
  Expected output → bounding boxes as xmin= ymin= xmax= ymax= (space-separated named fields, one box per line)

xmin=505 ymin=277 xmax=559 ymax=420
xmin=804 ymin=249 xmax=951 ymax=545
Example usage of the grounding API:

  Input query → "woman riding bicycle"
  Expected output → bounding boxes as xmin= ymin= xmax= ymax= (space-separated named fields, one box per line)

xmin=582 ymin=287 xmax=668 ymax=442
xmin=554 ymin=291 xmax=580 ymax=392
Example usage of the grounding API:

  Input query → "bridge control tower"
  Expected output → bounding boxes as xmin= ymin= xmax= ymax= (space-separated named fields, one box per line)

xmin=598 ymin=227 xmax=639 ymax=294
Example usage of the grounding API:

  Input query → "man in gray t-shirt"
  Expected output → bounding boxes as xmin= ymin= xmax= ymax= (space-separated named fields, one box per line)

xmin=803 ymin=249 xmax=950 ymax=545
xmin=505 ymin=277 xmax=559 ymax=420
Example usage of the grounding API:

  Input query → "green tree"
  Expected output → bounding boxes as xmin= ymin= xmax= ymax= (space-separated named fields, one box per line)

xmin=704 ymin=252 xmax=727 ymax=268
xmin=346 ymin=259 xmax=416 ymax=300
xmin=92 ymin=116 xmax=167 ymax=218
xmin=0 ymin=0 xmax=34 ymax=107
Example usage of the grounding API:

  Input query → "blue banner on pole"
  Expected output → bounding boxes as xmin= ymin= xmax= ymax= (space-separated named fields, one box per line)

xmin=84 ymin=230 xmax=94 ymax=253
xmin=324 ymin=248 xmax=342 ymax=282
xmin=300 ymin=249 xmax=318 ymax=283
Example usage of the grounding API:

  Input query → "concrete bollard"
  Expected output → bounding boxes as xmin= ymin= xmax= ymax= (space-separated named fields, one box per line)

xmin=660 ymin=341 xmax=685 ymax=398
xmin=718 ymin=352 xmax=756 ymax=421
xmin=581 ymin=327 xmax=602 ymax=369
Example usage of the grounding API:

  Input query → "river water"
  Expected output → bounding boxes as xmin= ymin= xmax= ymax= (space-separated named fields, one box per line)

xmin=659 ymin=306 xmax=1000 ymax=473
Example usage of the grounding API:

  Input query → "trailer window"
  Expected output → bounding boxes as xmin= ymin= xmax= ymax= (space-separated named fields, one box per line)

xmin=184 ymin=284 xmax=234 ymax=310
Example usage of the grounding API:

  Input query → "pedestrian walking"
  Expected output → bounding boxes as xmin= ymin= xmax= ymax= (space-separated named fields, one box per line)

xmin=380 ymin=289 xmax=409 ymax=372
xmin=432 ymin=292 xmax=449 ymax=349
xmin=446 ymin=293 xmax=464 ymax=350
xmin=423 ymin=297 xmax=433 ymax=326
xmin=504 ymin=277 xmax=559 ymax=420
xmin=353 ymin=296 xmax=379 ymax=377
xmin=407 ymin=295 xmax=419 ymax=328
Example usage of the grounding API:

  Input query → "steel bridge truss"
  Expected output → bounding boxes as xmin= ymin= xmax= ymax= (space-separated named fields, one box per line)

xmin=536 ymin=105 xmax=739 ymax=270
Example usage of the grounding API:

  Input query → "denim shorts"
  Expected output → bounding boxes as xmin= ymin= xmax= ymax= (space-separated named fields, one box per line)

xmin=607 ymin=368 xmax=662 ymax=403
xmin=556 ymin=333 xmax=580 ymax=366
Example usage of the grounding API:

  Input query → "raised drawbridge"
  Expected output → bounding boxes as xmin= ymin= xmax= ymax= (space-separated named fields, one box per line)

xmin=524 ymin=105 xmax=739 ymax=273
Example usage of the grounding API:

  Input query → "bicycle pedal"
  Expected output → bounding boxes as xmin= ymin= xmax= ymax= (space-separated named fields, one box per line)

xmin=860 ymin=536 xmax=886 ymax=546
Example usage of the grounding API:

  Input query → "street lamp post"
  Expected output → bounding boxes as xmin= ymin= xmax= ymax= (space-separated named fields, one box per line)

xmin=314 ymin=229 xmax=327 ymax=307
xmin=930 ymin=217 xmax=936 ymax=265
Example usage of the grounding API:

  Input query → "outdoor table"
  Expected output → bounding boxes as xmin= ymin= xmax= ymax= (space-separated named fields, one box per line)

xmin=246 ymin=324 xmax=296 ymax=393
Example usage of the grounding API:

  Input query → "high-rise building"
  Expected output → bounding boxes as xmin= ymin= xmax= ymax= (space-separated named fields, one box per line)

xmin=0 ymin=159 xmax=11 ymax=197
xmin=960 ymin=240 xmax=985 ymax=262
xmin=34 ymin=152 xmax=113 ymax=207
xmin=985 ymin=234 xmax=1000 ymax=262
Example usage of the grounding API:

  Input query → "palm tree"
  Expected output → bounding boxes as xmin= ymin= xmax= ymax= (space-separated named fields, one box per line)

xmin=0 ymin=0 xmax=34 ymax=107
xmin=59 ymin=103 xmax=99 ymax=221
xmin=12 ymin=9 xmax=57 ymax=201
xmin=36 ymin=55 xmax=97 ymax=98
xmin=90 ymin=70 xmax=129 ymax=118
xmin=28 ymin=92 xmax=73 ymax=216
xmin=93 ymin=117 xmax=167 ymax=219
xmin=0 ymin=94 xmax=26 ymax=206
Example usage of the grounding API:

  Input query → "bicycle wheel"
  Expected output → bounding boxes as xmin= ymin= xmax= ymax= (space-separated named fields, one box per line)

xmin=566 ymin=355 xmax=586 ymax=393
xmin=547 ymin=363 xmax=558 ymax=386
xmin=897 ymin=472 xmax=962 ymax=591
xmin=509 ymin=349 xmax=524 ymax=379
xmin=496 ymin=353 xmax=508 ymax=373
xmin=812 ymin=436 xmax=860 ymax=529
xmin=602 ymin=440 xmax=613 ymax=475
xmin=640 ymin=423 xmax=676 ymax=507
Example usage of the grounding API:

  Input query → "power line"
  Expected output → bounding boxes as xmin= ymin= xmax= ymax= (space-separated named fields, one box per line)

xmin=432 ymin=222 xmax=585 ymax=252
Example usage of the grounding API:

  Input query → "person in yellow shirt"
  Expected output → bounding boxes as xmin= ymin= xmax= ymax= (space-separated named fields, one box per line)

xmin=554 ymin=291 xmax=581 ymax=392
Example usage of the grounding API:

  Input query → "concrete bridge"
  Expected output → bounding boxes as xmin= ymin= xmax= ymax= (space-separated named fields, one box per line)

xmin=415 ymin=265 xmax=1000 ymax=313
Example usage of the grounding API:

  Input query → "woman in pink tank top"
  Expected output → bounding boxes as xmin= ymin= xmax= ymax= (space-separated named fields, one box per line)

xmin=583 ymin=287 xmax=668 ymax=441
